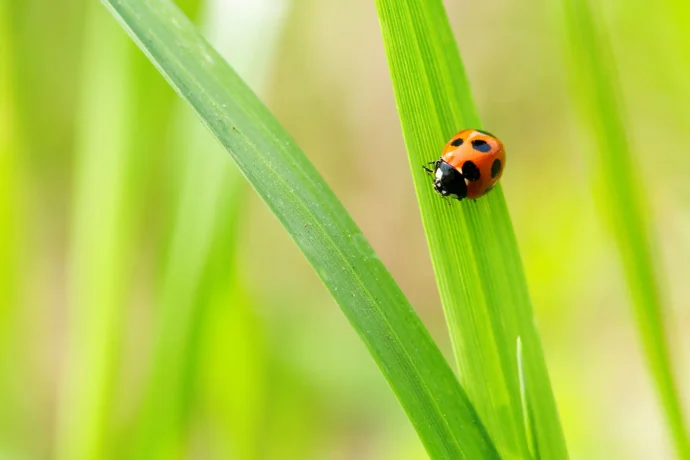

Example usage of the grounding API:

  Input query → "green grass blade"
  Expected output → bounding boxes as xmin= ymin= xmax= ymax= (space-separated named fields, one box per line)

xmin=197 ymin=210 xmax=266 ymax=460
xmin=55 ymin=4 xmax=135 ymax=459
xmin=517 ymin=338 xmax=540 ymax=460
xmin=374 ymin=2 xmax=568 ymax=459
xmin=562 ymin=1 xmax=690 ymax=458
xmin=0 ymin=0 xmax=19 ymax=322
xmin=0 ymin=3 xmax=24 ymax=455
xmin=99 ymin=0 xmax=499 ymax=458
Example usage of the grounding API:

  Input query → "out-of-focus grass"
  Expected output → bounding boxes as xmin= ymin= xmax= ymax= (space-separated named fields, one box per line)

xmin=55 ymin=1 xmax=203 ymax=458
xmin=129 ymin=89 xmax=245 ymax=460
xmin=188 ymin=175 xmax=284 ymax=458
xmin=0 ymin=0 xmax=18 ymax=323
xmin=658 ymin=1 xmax=690 ymax=107
xmin=100 ymin=0 xmax=499 ymax=458
xmin=375 ymin=1 xmax=568 ymax=459
xmin=185 ymin=3 xmax=290 ymax=457
xmin=127 ymin=2 xmax=292 ymax=458
xmin=128 ymin=2 xmax=272 ymax=455
xmin=55 ymin=3 xmax=133 ymax=459
xmin=562 ymin=1 xmax=690 ymax=458
xmin=0 ymin=2 xmax=22 ymax=456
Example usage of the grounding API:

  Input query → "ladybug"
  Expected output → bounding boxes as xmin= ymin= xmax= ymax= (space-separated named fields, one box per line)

xmin=424 ymin=129 xmax=505 ymax=201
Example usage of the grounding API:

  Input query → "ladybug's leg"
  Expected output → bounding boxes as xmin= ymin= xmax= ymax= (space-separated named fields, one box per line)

xmin=423 ymin=160 xmax=439 ymax=175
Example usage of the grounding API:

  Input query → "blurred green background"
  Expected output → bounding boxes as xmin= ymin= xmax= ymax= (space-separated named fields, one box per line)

xmin=2 ymin=0 xmax=689 ymax=459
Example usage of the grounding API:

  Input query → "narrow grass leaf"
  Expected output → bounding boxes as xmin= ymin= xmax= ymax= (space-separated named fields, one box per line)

xmin=195 ymin=185 xmax=267 ymax=459
xmin=55 ymin=4 xmax=135 ymax=459
xmin=131 ymin=105 xmax=242 ymax=459
xmin=375 ymin=2 xmax=568 ymax=459
xmin=0 ymin=4 xmax=24 ymax=456
xmin=0 ymin=0 xmax=19 ymax=323
xmin=562 ymin=1 xmax=690 ymax=457
xmin=100 ymin=0 xmax=499 ymax=458
xmin=517 ymin=337 xmax=539 ymax=460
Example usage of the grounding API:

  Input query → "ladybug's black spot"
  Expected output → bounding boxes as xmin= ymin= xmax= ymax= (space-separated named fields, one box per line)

xmin=475 ymin=129 xmax=496 ymax=138
xmin=471 ymin=139 xmax=492 ymax=153
xmin=462 ymin=160 xmax=480 ymax=181
xmin=491 ymin=158 xmax=502 ymax=178
xmin=450 ymin=137 xmax=464 ymax=147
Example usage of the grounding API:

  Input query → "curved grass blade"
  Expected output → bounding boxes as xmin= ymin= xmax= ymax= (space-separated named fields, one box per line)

xmin=99 ymin=0 xmax=499 ymax=457
xmin=374 ymin=1 xmax=568 ymax=459
xmin=561 ymin=1 xmax=690 ymax=457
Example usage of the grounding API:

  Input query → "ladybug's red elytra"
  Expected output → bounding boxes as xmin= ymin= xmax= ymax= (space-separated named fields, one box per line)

xmin=424 ymin=129 xmax=505 ymax=201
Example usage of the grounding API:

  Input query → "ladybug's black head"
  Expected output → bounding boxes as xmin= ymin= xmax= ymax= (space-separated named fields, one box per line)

xmin=432 ymin=160 xmax=467 ymax=200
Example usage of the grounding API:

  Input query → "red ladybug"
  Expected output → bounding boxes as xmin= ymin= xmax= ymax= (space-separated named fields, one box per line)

xmin=424 ymin=129 xmax=505 ymax=201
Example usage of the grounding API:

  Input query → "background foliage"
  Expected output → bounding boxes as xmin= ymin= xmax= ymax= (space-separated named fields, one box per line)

xmin=2 ymin=0 xmax=689 ymax=459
